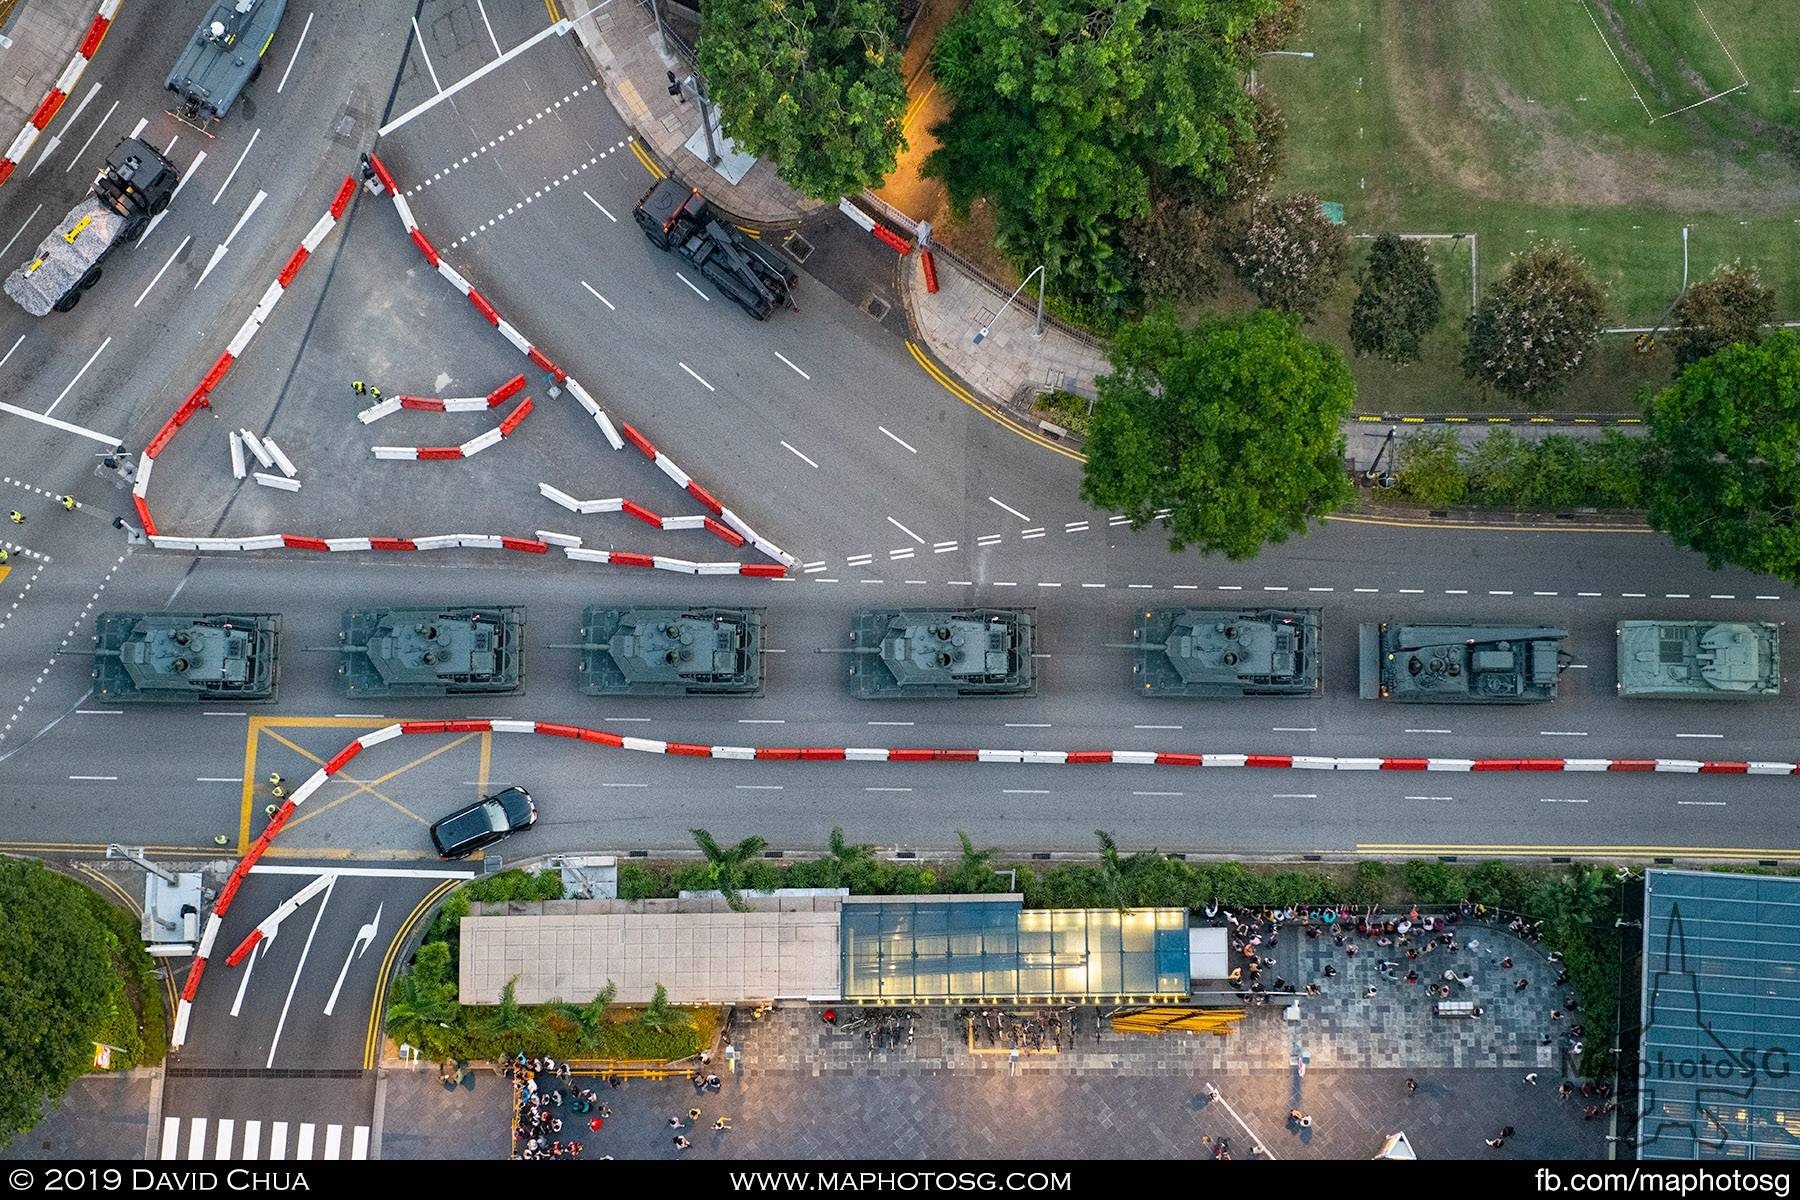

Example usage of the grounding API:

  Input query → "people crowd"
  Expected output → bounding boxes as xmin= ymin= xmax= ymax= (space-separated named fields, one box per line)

xmin=510 ymin=1053 xmax=595 ymax=1160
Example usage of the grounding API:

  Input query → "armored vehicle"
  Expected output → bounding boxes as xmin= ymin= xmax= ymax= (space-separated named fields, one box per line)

xmin=338 ymin=607 xmax=524 ymax=697
xmin=1359 ymin=622 xmax=1570 ymax=704
xmin=1616 ymin=620 xmax=1781 ymax=699
xmin=5 ymin=138 xmax=177 ymax=316
xmin=92 ymin=612 xmax=279 ymax=703
xmin=634 ymin=178 xmax=798 ymax=320
xmin=1134 ymin=608 xmax=1322 ymax=697
xmin=578 ymin=606 xmax=765 ymax=697
xmin=848 ymin=608 xmax=1036 ymax=699
xmin=166 ymin=0 xmax=287 ymax=133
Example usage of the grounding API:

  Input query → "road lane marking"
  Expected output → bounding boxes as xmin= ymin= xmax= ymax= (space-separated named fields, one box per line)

xmin=1065 ymin=521 xmax=1089 ymax=532
xmin=988 ymin=496 xmax=1030 ymax=521
xmin=678 ymin=362 xmax=715 ymax=391
xmin=580 ymin=280 xmax=615 ymax=310
xmin=43 ymin=337 xmax=110 ymax=417
xmin=675 ymin=271 xmax=710 ymax=301
xmin=1128 ymin=583 xmax=1153 ymax=589
xmin=1037 ymin=581 xmax=1060 ymax=587
xmin=1002 ymin=789 xmax=1048 ymax=795
xmin=333 ymin=713 xmax=385 ymax=719
xmin=277 ymin=11 xmax=315 ymax=93
xmin=1399 ymin=588 xmax=1424 ymax=594
xmin=867 ymin=787 xmax=913 ymax=793
xmin=878 ymin=426 xmax=917 ymax=454
xmin=887 ymin=517 xmax=924 ymax=544
xmin=412 ymin=17 xmax=444 ymax=91
xmin=1539 ymin=731 xmax=1588 ymax=737
xmin=69 ymin=775 xmax=117 ymax=780
xmin=1264 ymin=585 xmax=1288 ymax=591
xmin=197 ymin=777 xmax=243 ymax=783
xmin=739 ymin=718 xmax=785 ymax=724
xmin=781 ymin=441 xmax=819 ymax=469
xmin=867 ymin=721 xmax=913 ymax=726
xmin=888 ymin=548 xmax=914 ymax=559
xmin=947 ymin=579 xmax=972 ymax=585
xmin=196 ymin=188 xmax=268 ymax=286
xmin=1677 ymin=801 xmax=1726 ymax=807
xmin=774 ymin=351 xmax=810 ymax=379
xmin=65 ymin=100 xmax=118 ymax=174
xmin=1273 ymin=793 xmax=1317 ymax=799
xmin=1021 ymin=527 xmax=1045 ymax=539
xmin=1133 ymin=791 xmax=1183 ymax=797
xmin=1533 ymin=591 xmax=1558 ymax=596
xmin=736 ymin=785 xmax=781 ymax=791
xmin=135 ymin=235 xmax=190 ymax=307
xmin=476 ymin=0 xmax=503 ymax=54
xmin=1354 ymin=587 xmax=1379 ymax=593
xmin=1578 ymin=592 xmax=1602 ymax=597
xmin=582 ymin=190 xmax=616 ymax=221
xmin=1676 ymin=732 xmax=1723 ymax=738
xmin=203 ymin=711 xmax=247 ymax=717
xmin=211 ymin=128 xmax=261 ymax=204
xmin=1711 ymin=594 xmax=1735 ymax=600
xmin=1308 ymin=586 xmax=1333 ymax=592
xmin=1539 ymin=798 xmax=1588 ymax=804
xmin=76 ymin=709 xmax=122 ymax=715
xmin=934 ymin=541 xmax=958 ymax=553
xmin=1405 ymin=728 xmax=1451 ymax=734
xmin=1272 ymin=726 xmax=1317 ymax=732
xmin=1666 ymin=593 xmax=1690 ymax=599
xmin=1082 ymin=583 xmax=1105 ymax=588
xmin=1490 ymin=590 xmax=1514 ymax=596
xmin=1006 ymin=723 xmax=1051 ymax=728
xmin=1135 ymin=724 xmax=1182 ymax=730
xmin=1405 ymin=795 xmax=1454 ymax=801
xmin=846 ymin=554 xmax=873 ymax=565
xmin=0 ymin=335 xmax=22 ymax=370
xmin=603 ymin=782 xmax=647 ymax=787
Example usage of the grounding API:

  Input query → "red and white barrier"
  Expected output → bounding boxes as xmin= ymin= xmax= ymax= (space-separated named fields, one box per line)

xmin=357 ymin=374 xmax=526 ymax=423
xmin=0 ymin=0 xmax=121 ymax=189
xmin=371 ymin=395 xmax=533 ymax=460
xmin=538 ymin=481 xmax=745 ymax=546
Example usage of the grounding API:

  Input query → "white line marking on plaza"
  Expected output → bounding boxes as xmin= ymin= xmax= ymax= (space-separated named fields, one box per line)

xmin=1173 ymin=585 xmax=1199 ymax=590
xmin=1273 ymin=793 xmax=1317 ymax=800
xmin=1217 ymin=585 xmax=1242 ymax=591
xmin=774 ymin=351 xmax=809 ymax=379
xmin=411 ymin=17 xmax=443 ymax=91
xmin=0 ymin=205 xmax=42 ymax=260
xmin=887 ymin=517 xmax=924 ymax=544
xmin=1081 ymin=583 xmax=1105 ymax=588
xmin=780 ymin=441 xmax=818 ymax=469
xmin=934 ymin=541 xmax=958 ymax=553
xmin=878 ymin=426 xmax=917 ymax=454
xmin=1002 ymin=789 xmax=1048 ymax=795
xmin=1757 ymin=595 xmax=1781 ymax=601
xmin=580 ymin=281 xmax=615 ymax=310
xmin=603 ymin=782 xmax=647 ymax=787
xmin=1006 ymin=723 xmax=1051 ymax=728
xmin=1037 ymin=581 xmax=1060 ymax=587
xmin=736 ymin=785 xmax=781 ymax=791
xmin=211 ymin=128 xmax=261 ymax=204
xmin=476 ymin=0 xmax=503 ymax=54
xmin=994 ymin=581 xmax=1016 ymax=587
xmin=1399 ymin=588 xmax=1424 ymax=594
xmin=675 ymin=271 xmax=710 ymax=301
xmin=1128 ymin=584 xmax=1153 ymax=589
xmin=65 ymin=99 xmax=118 ymax=173
xmin=889 ymin=548 xmax=914 ymax=560
xmin=1677 ymin=801 xmax=1726 ymax=807
xmin=1445 ymin=589 xmax=1468 ymax=595
xmin=988 ymin=496 xmax=1030 ymax=521
xmin=203 ymin=711 xmax=247 ymax=717
xmin=1578 ymin=592 xmax=1602 ymax=597
xmin=1405 ymin=796 xmax=1454 ymax=802
xmin=867 ymin=721 xmax=914 ymax=726
xmin=948 ymin=579 xmax=972 ymax=586
xmin=44 ymin=338 xmax=110 ymax=417
xmin=739 ymin=718 xmax=785 ymax=724
xmin=1490 ymin=590 xmax=1514 ymax=596
xmin=1021 ymin=527 xmax=1045 ymax=539
xmin=75 ymin=709 xmax=122 ymax=715
xmin=1711 ymin=594 xmax=1735 ymax=600
xmin=135 ymin=235 xmax=190 ymax=307
xmin=277 ymin=11 xmax=315 ymax=93
xmin=1265 ymin=585 xmax=1288 ymax=591
xmin=867 ymin=787 xmax=913 ymax=793
xmin=197 ymin=777 xmax=243 ymax=783
xmin=1065 ymin=521 xmax=1088 ymax=532
xmin=1533 ymin=591 xmax=1558 ymax=597
xmin=1134 ymin=791 xmax=1183 ymax=797
xmin=582 ymin=191 xmax=615 ymax=221
xmin=1623 ymin=592 xmax=1646 ymax=598
xmin=976 ymin=535 xmax=1002 ymax=546
xmin=1354 ymin=587 xmax=1380 ymax=593
xmin=1309 ymin=587 xmax=1333 ymax=592
xmin=333 ymin=713 xmax=385 ymax=719
xmin=1666 ymin=593 xmax=1690 ymax=599
xmin=678 ymin=362 xmax=714 ymax=391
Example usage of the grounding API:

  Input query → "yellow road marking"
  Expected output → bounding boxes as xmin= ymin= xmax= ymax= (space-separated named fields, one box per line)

xmin=0 ymin=565 xmax=9 ymax=586
xmin=905 ymin=340 xmax=1086 ymax=463
xmin=478 ymin=731 xmax=491 ymax=794
xmin=627 ymin=140 xmax=664 ymax=179
xmin=903 ymin=83 xmax=937 ymax=133
xmin=1358 ymin=844 xmax=1800 ymax=859
xmin=364 ymin=877 xmax=460 ymax=1068
xmin=544 ymin=0 xmax=562 ymax=23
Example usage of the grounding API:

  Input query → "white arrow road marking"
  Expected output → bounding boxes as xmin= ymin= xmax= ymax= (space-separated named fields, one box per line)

xmin=198 ymin=189 xmax=267 ymax=287
xmin=138 ymin=150 xmax=205 ymax=246
xmin=323 ymin=902 xmax=382 ymax=1017
xmin=229 ymin=937 xmax=262 ymax=1017
xmin=267 ymin=872 xmax=337 ymax=1069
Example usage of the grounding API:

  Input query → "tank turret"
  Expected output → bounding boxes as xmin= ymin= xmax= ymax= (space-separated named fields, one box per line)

xmin=93 ymin=612 xmax=279 ymax=703
xmin=1616 ymin=620 xmax=1780 ymax=699
xmin=1134 ymin=608 xmax=1321 ymax=697
xmin=579 ymin=607 xmax=764 ymax=696
xmin=1359 ymin=622 xmax=1569 ymax=704
xmin=337 ymin=607 xmax=524 ymax=697
xmin=848 ymin=608 xmax=1036 ymax=699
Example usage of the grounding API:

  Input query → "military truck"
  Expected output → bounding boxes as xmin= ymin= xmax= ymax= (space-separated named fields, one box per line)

xmin=1134 ymin=608 xmax=1321 ymax=697
xmin=634 ymin=177 xmax=798 ymax=320
xmin=1616 ymin=620 xmax=1781 ymax=699
xmin=578 ymin=606 xmax=764 ymax=697
xmin=93 ymin=612 xmax=279 ymax=703
xmin=1359 ymin=622 xmax=1570 ymax=704
xmin=337 ymin=607 xmax=524 ymax=697
xmin=848 ymin=608 xmax=1036 ymax=699
xmin=166 ymin=0 xmax=287 ymax=133
xmin=4 ymin=138 xmax=177 ymax=316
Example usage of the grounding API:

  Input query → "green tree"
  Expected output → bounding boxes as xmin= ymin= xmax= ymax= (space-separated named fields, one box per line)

xmin=635 ymin=983 xmax=692 ymax=1037
xmin=0 ymin=862 xmax=122 ymax=1139
xmin=924 ymin=0 xmax=1274 ymax=314
xmin=1462 ymin=243 xmax=1606 ymax=404
xmin=1123 ymin=198 xmax=1220 ymax=305
xmin=385 ymin=942 xmax=459 ymax=1058
xmin=1666 ymin=261 xmax=1775 ymax=370
xmin=1349 ymin=233 xmax=1443 ymax=363
xmin=689 ymin=828 xmax=769 ymax=912
xmin=696 ymin=0 xmax=908 ymax=200
xmin=1395 ymin=428 xmax=1466 ymax=508
xmin=1645 ymin=330 xmax=1800 ymax=581
xmin=552 ymin=981 xmax=618 ymax=1054
xmin=1081 ymin=307 xmax=1355 ymax=557
xmin=1229 ymin=193 xmax=1347 ymax=320
xmin=944 ymin=831 xmax=1007 ymax=894
xmin=480 ymin=977 xmax=541 ymax=1052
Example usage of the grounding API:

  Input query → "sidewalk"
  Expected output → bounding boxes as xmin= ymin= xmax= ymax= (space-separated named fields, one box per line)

xmin=0 ymin=0 xmax=100 ymax=148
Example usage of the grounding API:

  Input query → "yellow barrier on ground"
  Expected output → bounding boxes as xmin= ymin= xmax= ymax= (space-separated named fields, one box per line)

xmin=1110 ymin=1008 xmax=1246 ymax=1037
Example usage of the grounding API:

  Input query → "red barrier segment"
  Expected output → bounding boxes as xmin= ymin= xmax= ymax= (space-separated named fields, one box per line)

xmin=667 ymin=742 xmax=711 ymax=757
xmin=223 ymin=928 xmax=264 ymax=967
xmin=199 ymin=352 xmax=235 ymax=394
xmin=527 ymin=347 xmax=565 ymax=381
xmin=490 ymin=374 xmax=527 ymax=405
xmin=535 ymin=723 xmax=583 ymax=739
xmin=365 ymin=152 xmax=398 ymax=195
xmin=133 ymin=494 xmax=156 ymax=536
xmin=276 ymin=246 xmax=309 ymax=288
xmin=281 ymin=535 xmax=330 ymax=551
xmin=1700 ymin=762 xmax=1750 ymax=774
xmin=399 ymin=397 xmax=443 ymax=411
xmin=801 ymin=748 xmax=847 ymax=761
xmin=183 ymin=959 xmax=206 ymax=1000
xmin=579 ymin=729 xmax=624 ymax=748
xmin=30 ymin=90 xmax=66 ymax=130
xmin=410 ymin=229 xmax=440 ymax=267
xmin=417 ymin=447 xmax=462 ymax=461
xmin=498 ymin=397 xmax=533 ymax=436
xmin=934 ymin=749 xmax=980 ymax=762
xmin=1156 ymin=753 xmax=1203 ymax=767
xmin=872 ymin=225 xmax=910 ymax=255
xmin=401 ymin=720 xmax=449 ymax=735
xmin=467 ymin=288 xmax=500 ymax=326
xmin=685 ymin=481 xmax=723 ymax=516
xmin=0 ymin=162 xmax=16 ymax=188
xmin=620 ymin=500 xmax=661 ymax=527
xmin=500 ymin=536 xmax=548 ymax=554
xmin=740 ymin=563 xmax=788 ymax=578
xmin=887 ymin=747 xmax=934 ymax=762
xmin=755 ymin=747 xmax=801 ymax=761
xmin=329 ymin=175 xmax=357 ymax=219
xmin=1518 ymin=759 xmax=1566 ymax=772
xmin=1608 ymin=760 xmax=1657 ymax=772
xmin=620 ymin=423 xmax=656 ymax=459
xmin=369 ymin=537 xmax=417 ymax=551
xmin=1245 ymin=755 xmax=1293 ymax=768
xmin=1381 ymin=758 xmax=1430 ymax=770
xmin=702 ymin=518 xmax=744 ymax=547
xmin=611 ymin=552 xmax=654 ymax=568
xmin=322 ymin=743 xmax=361 ymax=776
xmin=920 ymin=248 xmax=939 ymax=294
xmin=444 ymin=720 xmax=493 ymax=733
xmin=77 ymin=15 xmax=110 ymax=58
xmin=1471 ymin=760 xmax=1521 ymax=772
xmin=1066 ymin=751 xmax=1112 ymax=765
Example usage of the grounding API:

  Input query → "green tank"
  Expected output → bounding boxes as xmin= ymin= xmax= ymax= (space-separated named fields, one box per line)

xmin=1359 ymin=622 xmax=1569 ymax=704
xmin=1616 ymin=620 xmax=1781 ymax=699
xmin=338 ymin=607 xmax=524 ymax=697
xmin=93 ymin=612 xmax=279 ymax=703
xmin=578 ymin=606 xmax=765 ymax=696
xmin=1134 ymin=608 xmax=1321 ymax=697
xmin=848 ymin=608 xmax=1036 ymax=699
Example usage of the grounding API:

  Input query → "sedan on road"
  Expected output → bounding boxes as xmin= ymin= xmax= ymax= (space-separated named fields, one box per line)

xmin=429 ymin=786 xmax=537 ymax=859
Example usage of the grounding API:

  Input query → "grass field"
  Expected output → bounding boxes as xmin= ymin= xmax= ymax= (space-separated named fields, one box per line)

xmin=1266 ymin=0 xmax=1798 ymax=409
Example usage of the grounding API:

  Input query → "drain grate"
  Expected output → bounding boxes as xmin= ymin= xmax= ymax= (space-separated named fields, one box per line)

xmin=863 ymin=295 xmax=892 ymax=322
xmin=783 ymin=232 xmax=813 ymax=264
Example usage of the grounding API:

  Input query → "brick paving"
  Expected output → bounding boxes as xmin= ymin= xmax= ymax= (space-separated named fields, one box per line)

xmin=2 ymin=1069 xmax=159 ymax=1161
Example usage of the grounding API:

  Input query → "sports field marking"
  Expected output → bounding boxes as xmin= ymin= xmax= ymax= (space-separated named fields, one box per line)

xmin=1580 ymin=0 xmax=1653 ymax=120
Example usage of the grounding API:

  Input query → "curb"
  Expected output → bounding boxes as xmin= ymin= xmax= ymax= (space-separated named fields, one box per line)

xmin=1353 ymin=413 xmax=1644 ymax=427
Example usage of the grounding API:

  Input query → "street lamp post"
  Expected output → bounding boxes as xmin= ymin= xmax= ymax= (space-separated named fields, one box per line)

xmin=973 ymin=263 xmax=1047 ymax=346
xmin=666 ymin=70 xmax=722 ymax=167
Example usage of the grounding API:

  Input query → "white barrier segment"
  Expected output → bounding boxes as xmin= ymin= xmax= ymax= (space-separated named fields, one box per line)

xmin=392 ymin=192 xmax=418 ymax=232
xmin=577 ymin=497 xmax=624 ymax=514
xmin=228 ymin=431 xmax=246 ymax=479
xmin=372 ymin=446 xmax=419 ymax=460
xmin=100 ymin=0 xmax=123 ymax=19
xmin=535 ymin=530 xmax=582 ymax=547
xmin=262 ymin=437 xmax=298 ymax=478
xmin=1653 ymin=760 xmax=1704 ymax=774
xmin=1021 ymin=750 xmax=1069 ymax=765
xmin=6 ymin=126 xmax=37 ymax=162
xmin=455 ymin=534 xmax=502 ymax=549
xmin=720 ymin=508 xmax=755 ymax=540
xmin=299 ymin=212 xmax=336 ymax=252
xmin=694 ymin=561 xmax=741 ymax=575
xmin=844 ymin=748 xmax=890 ymax=762
xmin=225 ymin=316 xmax=263 ymax=358
xmin=565 ymin=378 xmax=601 ymax=416
xmin=751 ymin=535 xmax=797 ymax=567
xmin=325 ymin=537 xmax=373 ymax=551
xmin=358 ymin=724 xmax=405 ymax=748
xmin=443 ymin=397 xmax=490 ymax=412
xmin=1561 ymin=759 xmax=1613 ymax=773
xmin=256 ymin=279 xmax=285 ymax=311
xmin=593 ymin=409 xmax=623 ymax=450
xmin=1289 ymin=755 xmax=1335 ymax=770
xmin=187 ymin=538 xmax=248 ymax=551
xmin=239 ymin=428 xmax=274 ymax=468
xmin=172 ymin=1000 xmax=193 ymax=1049
xmin=977 ymin=749 xmax=1024 ymax=764
xmin=1111 ymin=750 xmax=1158 ymax=766
xmin=196 ymin=912 xmax=224 ymax=958
xmin=653 ymin=453 xmax=691 ymax=489
xmin=710 ymin=746 xmax=755 ymax=760
xmin=55 ymin=54 xmax=87 ymax=93
xmin=838 ymin=197 xmax=875 ymax=232
xmin=150 ymin=536 xmax=201 ymax=550
xmin=1202 ymin=754 xmax=1247 ymax=767
xmin=489 ymin=719 xmax=536 ymax=734
xmin=357 ymin=398 xmax=402 ymax=423
xmin=1426 ymin=759 xmax=1475 ymax=772
xmin=287 ymin=769 xmax=329 ymax=806
xmin=411 ymin=534 xmax=462 ymax=550
xmin=653 ymin=555 xmax=699 ymax=574
xmin=1333 ymin=757 xmax=1383 ymax=771
xmin=460 ymin=427 xmax=503 ymax=456
xmin=538 ymin=482 xmax=582 ymax=512
xmin=564 ymin=547 xmax=612 ymax=563
xmin=660 ymin=514 xmax=707 ymax=531
xmin=253 ymin=472 xmax=300 ymax=491
xmin=621 ymin=736 xmax=667 ymax=754
xmin=132 ymin=455 xmax=152 ymax=495
xmin=1748 ymin=762 xmax=1799 ymax=776
xmin=494 ymin=320 xmax=533 ymax=356
xmin=237 ymin=534 xmax=287 ymax=550
xmin=437 ymin=260 xmax=471 ymax=294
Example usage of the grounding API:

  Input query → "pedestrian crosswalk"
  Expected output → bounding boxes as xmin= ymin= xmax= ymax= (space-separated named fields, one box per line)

xmin=159 ymin=1117 xmax=371 ymax=1160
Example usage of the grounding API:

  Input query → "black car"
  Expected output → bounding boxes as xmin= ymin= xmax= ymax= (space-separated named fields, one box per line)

xmin=429 ymin=785 xmax=537 ymax=859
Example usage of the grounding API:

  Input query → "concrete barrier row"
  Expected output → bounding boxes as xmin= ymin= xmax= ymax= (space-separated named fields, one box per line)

xmin=537 ymin=482 xmax=745 ymax=546
xmin=370 ymin=396 xmax=533 ymax=460
xmin=0 ymin=0 xmax=122 ymax=188
xmin=357 ymin=374 xmax=527 ymax=424
xmin=366 ymin=150 xmax=794 ymax=569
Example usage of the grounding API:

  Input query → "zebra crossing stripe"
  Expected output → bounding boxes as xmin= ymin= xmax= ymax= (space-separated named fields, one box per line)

xmin=187 ymin=1118 xmax=206 ymax=1159
xmin=160 ymin=1117 xmax=179 ymax=1160
xmin=215 ymin=1118 xmax=233 ymax=1159
xmin=269 ymin=1121 xmax=287 ymax=1160
xmin=242 ymin=1121 xmax=260 ymax=1159
xmin=296 ymin=1123 xmax=315 ymax=1159
xmin=351 ymin=1126 xmax=370 ymax=1159
xmin=322 ymin=1125 xmax=341 ymax=1159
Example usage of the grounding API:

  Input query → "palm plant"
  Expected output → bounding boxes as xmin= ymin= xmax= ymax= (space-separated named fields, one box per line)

xmin=944 ymin=831 xmax=1004 ymax=894
xmin=636 ymin=983 xmax=691 ymax=1036
xmin=480 ymin=977 xmax=540 ymax=1055
xmin=825 ymin=826 xmax=878 ymax=890
xmin=385 ymin=964 xmax=458 ymax=1058
xmin=690 ymin=827 xmax=768 ymax=912
xmin=551 ymin=981 xmax=618 ymax=1055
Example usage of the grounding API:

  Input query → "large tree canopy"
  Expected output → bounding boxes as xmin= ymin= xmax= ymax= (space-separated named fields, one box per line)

xmin=1666 ymin=261 xmax=1775 ymax=371
xmin=1349 ymin=232 xmax=1443 ymax=363
xmin=1645 ymin=330 xmax=1800 ymax=582
xmin=925 ymin=0 xmax=1273 ymax=316
xmin=1081 ymin=308 xmax=1355 ymax=557
xmin=697 ymin=0 xmax=909 ymax=200
xmin=1462 ymin=243 xmax=1606 ymax=404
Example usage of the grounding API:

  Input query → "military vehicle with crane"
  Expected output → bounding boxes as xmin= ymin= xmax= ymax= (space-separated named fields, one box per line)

xmin=634 ymin=177 xmax=798 ymax=320
xmin=1359 ymin=622 xmax=1571 ymax=704
xmin=92 ymin=612 xmax=280 ymax=703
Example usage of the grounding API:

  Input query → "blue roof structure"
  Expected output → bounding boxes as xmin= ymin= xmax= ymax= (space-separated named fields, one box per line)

xmin=1638 ymin=870 xmax=1800 ymax=1160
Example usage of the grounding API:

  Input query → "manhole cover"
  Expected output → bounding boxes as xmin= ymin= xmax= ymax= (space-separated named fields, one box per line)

xmin=783 ymin=232 xmax=813 ymax=264
xmin=863 ymin=295 xmax=892 ymax=321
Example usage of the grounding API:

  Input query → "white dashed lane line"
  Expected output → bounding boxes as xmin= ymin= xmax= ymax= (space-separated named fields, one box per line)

xmin=404 ymin=82 xmax=601 ymax=192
